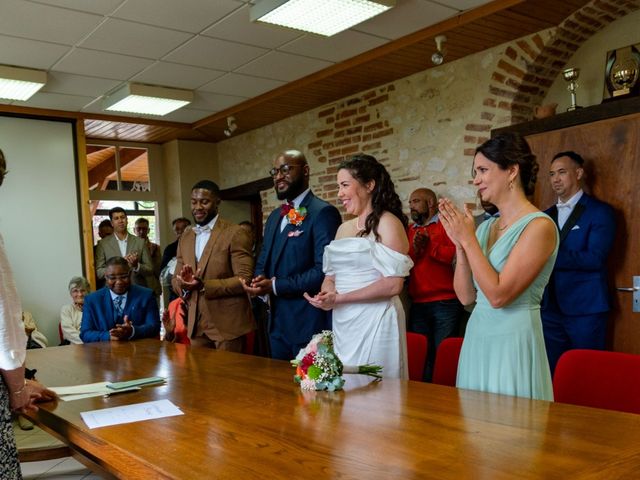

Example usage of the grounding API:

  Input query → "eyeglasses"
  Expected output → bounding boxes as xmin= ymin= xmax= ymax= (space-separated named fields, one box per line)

xmin=269 ymin=164 xmax=299 ymax=177
xmin=105 ymin=274 xmax=130 ymax=281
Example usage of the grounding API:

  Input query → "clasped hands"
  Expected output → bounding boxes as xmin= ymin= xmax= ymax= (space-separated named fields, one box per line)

xmin=304 ymin=290 xmax=337 ymax=311
xmin=242 ymin=274 xmax=273 ymax=296
xmin=438 ymin=198 xmax=475 ymax=247
xmin=110 ymin=315 xmax=133 ymax=341
xmin=124 ymin=251 xmax=140 ymax=269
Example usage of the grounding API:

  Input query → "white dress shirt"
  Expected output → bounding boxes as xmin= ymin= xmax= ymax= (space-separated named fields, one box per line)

xmin=556 ymin=189 xmax=583 ymax=230
xmin=115 ymin=233 xmax=129 ymax=257
xmin=194 ymin=215 xmax=218 ymax=262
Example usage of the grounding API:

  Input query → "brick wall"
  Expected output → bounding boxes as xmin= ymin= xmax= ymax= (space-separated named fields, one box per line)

xmin=216 ymin=0 xmax=639 ymax=225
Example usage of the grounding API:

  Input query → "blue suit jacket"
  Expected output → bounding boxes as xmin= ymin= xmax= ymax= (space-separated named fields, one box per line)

xmin=542 ymin=193 xmax=615 ymax=315
xmin=80 ymin=284 xmax=160 ymax=343
xmin=255 ymin=191 xmax=341 ymax=344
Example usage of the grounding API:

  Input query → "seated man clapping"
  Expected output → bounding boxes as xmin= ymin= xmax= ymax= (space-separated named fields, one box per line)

xmin=80 ymin=257 xmax=160 ymax=343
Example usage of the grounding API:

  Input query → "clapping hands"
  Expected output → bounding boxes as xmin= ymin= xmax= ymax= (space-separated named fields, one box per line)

xmin=438 ymin=198 xmax=475 ymax=248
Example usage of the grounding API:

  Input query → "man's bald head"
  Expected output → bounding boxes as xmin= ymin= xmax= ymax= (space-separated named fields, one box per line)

xmin=272 ymin=149 xmax=310 ymax=201
xmin=409 ymin=188 xmax=438 ymax=225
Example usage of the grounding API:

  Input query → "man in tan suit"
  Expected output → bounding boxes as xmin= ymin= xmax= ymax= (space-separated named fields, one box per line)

xmin=95 ymin=207 xmax=152 ymax=287
xmin=172 ymin=180 xmax=255 ymax=351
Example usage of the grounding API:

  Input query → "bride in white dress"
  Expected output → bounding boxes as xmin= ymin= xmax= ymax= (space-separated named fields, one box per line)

xmin=305 ymin=154 xmax=413 ymax=379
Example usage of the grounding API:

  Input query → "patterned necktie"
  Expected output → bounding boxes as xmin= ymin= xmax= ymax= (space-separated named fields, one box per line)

xmin=114 ymin=295 xmax=124 ymax=318
xmin=280 ymin=201 xmax=294 ymax=217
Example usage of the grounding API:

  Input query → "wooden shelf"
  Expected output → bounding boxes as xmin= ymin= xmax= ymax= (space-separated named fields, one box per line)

xmin=493 ymin=95 xmax=640 ymax=137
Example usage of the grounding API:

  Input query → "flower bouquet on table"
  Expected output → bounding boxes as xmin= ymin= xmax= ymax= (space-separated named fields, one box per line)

xmin=291 ymin=330 xmax=382 ymax=391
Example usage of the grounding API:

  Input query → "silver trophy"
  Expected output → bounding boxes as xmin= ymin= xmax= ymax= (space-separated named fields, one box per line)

xmin=562 ymin=67 xmax=581 ymax=111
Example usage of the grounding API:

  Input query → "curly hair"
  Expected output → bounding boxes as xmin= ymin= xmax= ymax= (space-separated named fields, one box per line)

xmin=338 ymin=154 xmax=407 ymax=240
xmin=475 ymin=132 xmax=539 ymax=196
xmin=0 ymin=148 xmax=6 ymax=187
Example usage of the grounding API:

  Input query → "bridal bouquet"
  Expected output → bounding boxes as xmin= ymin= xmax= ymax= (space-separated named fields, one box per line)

xmin=291 ymin=331 xmax=382 ymax=391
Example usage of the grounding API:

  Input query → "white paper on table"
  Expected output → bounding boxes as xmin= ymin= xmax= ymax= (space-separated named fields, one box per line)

xmin=80 ymin=399 xmax=184 ymax=429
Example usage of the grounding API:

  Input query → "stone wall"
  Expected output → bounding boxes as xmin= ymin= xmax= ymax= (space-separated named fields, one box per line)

xmin=215 ymin=0 xmax=639 ymax=222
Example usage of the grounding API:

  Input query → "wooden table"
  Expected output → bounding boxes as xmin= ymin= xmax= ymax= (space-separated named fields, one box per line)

xmin=26 ymin=340 xmax=640 ymax=479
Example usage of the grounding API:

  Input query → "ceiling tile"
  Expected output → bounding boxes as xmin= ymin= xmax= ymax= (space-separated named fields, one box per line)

xmin=14 ymin=91 xmax=94 ymax=111
xmin=165 ymin=36 xmax=267 ymax=71
xmin=353 ymin=0 xmax=457 ymax=39
xmin=28 ymin=0 xmax=124 ymax=15
xmin=162 ymin=107 xmax=213 ymax=123
xmin=279 ymin=30 xmax=388 ymax=63
xmin=235 ymin=51 xmax=333 ymax=82
xmin=202 ymin=4 xmax=302 ymax=49
xmin=132 ymin=62 xmax=225 ymax=89
xmin=0 ymin=35 xmax=70 ymax=69
xmin=189 ymin=91 xmax=247 ymax=111
xmin=0 ymin=0 xmax=102 ymax=45
xmin=112 ymin=0 xmax=242 ymax=33
xmin=79 ymin=19 xmax=192 ymax=59
xmin=199 ymin=73 xmax=285 ymax=97
xmin=41 ymin=72 xmax=121 ymax=97
xmin=53 ymin=48 xmax=154 ymax=80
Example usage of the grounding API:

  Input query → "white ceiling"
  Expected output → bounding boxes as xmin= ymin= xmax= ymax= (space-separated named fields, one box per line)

xmin=0 ymin=0 xmax=491 ymax=124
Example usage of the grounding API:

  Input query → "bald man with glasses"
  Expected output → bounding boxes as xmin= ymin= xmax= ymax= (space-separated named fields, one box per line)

xmin=244 ymin=150 xmax=341 ymax=360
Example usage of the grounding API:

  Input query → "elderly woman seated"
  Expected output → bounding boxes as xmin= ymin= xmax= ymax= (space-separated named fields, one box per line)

xmin=60 ymin=276 xmax=90 ymax=344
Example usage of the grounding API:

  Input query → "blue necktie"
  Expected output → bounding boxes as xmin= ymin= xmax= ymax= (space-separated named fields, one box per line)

xmin=114 ymin=295 xmax=125 ymax=318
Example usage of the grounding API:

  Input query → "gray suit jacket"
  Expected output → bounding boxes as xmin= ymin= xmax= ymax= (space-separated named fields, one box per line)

xmin=95 ymin=233 xmax=152 ymax=287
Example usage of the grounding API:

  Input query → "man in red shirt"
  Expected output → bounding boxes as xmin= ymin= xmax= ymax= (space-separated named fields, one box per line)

xmin=407 ymin=188 xmax=464 ymax=382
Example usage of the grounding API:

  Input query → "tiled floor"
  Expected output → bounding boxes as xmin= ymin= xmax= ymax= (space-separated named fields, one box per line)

xmin=14 ymin=420 xmax=103 ymax=479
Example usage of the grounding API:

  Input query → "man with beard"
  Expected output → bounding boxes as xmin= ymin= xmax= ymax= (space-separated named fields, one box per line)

xmin=172 ymin=180 xmax=254 ymax=351
xmin=243 ymin=150 xmax=341 ymax=360
xmin=541 ymin=151 xmax=615 ymax=375
xmin=407 ymin=188 xmax=463 ymax=381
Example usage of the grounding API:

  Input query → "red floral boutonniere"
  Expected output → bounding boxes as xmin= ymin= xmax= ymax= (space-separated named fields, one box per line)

xmin=287 ymin=206 xmax=307 ymax=226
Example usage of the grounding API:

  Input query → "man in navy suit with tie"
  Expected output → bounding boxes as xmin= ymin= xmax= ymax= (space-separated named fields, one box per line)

xmin=81 ymin=256 xmax=160 ymax=343
xmin=541 ymin=151 xmax=615 ymax=374
xmin=244 ymin=150 xmax=342 ymax=360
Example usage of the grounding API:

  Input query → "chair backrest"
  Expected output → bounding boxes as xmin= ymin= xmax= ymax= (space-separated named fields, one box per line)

xmin=406 ymin=332 xmax=427 ymax=381
xmin=243 ymin=330 xmax=255 ymax=355
xmin=554 ymin=349 xmax=640 ymax=414
xmin=432 ymin=337 xmax=464 ymax=387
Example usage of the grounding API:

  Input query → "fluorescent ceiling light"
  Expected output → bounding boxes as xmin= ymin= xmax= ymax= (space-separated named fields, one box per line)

xmin=103 ymin=83 xmax=193 ymax=116
xmin=250 ymin=0 xmax=395 ymax=37
xmin=0 ymin=65 xmax=47 ymax=101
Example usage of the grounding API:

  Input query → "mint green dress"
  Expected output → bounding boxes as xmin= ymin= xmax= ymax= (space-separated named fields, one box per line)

xmin=456 ymin=212 xmax=557 ymax=401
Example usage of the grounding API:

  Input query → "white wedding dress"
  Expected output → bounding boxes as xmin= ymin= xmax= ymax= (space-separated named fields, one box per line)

xmin=323 ymin=236 xmax=413 ymax=379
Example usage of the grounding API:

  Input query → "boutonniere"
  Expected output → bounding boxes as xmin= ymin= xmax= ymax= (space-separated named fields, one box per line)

xmin=287 ymin=206 xmax=307 ymax=226
xmin=288 ymin=229 xmax=304 ymax=238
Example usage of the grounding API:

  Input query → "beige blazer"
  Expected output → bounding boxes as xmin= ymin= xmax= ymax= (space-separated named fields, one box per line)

xmin=172 ymin=218 xmax=255 ymax=341
xmin=95 ymin=233 xmax=152 ymax=287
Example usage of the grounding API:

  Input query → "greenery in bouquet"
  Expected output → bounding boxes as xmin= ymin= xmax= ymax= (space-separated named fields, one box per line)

xmin=291 ymin=331 xmax=382 ymax=391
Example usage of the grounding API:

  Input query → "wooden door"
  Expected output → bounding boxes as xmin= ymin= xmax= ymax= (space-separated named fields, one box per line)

xmin=526 ymin=112 xmax=640 ymax=353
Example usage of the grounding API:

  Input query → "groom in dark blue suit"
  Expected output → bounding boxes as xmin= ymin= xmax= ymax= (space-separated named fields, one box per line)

xmin=81 ymin=257 xmax=160 ymax=343
xmin=244 ymin=150 xmax=341 ymax=360
xmin=541 ymin=151 xmax=615 ymax=374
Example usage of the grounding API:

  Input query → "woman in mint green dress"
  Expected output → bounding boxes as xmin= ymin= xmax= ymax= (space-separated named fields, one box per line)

xmin=439 ymin=133 xmax=557 ymax=401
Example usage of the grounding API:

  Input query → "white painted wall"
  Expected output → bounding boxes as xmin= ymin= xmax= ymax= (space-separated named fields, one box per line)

xmin=0 ymin=115 xmax=83 ymax=345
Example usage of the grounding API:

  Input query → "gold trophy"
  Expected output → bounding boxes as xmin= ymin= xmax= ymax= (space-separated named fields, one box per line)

xmin=562 ymin=67 xmax=581 ymax=111
xmin=603 ymin=44 xmax=640 ymax=100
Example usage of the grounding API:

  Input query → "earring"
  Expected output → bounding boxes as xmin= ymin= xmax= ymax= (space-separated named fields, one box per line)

xmin=509 ymin=179 xmax=514 ymax=191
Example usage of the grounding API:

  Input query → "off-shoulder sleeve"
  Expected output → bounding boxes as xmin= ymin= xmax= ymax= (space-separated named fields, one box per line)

xmin=0 ymin=234 xmax=27 ymax=369
xmin=371 ymin=241 xmax=414 ymax=277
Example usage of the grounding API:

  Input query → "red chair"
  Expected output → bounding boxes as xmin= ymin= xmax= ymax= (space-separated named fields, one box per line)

xmin=406 ymin=332 xmax=427 ymax=381
xmin=553 ymin=349 xmax=640 ymax=414
xmin=243 ymin=330 xmax=255 ymax=355
xmin=432 ymin=337 xmax=464 ymax=387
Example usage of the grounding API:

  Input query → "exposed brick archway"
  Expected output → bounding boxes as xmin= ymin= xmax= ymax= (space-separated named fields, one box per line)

xmin=463 ymin=0 xmax=640 ymax=158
